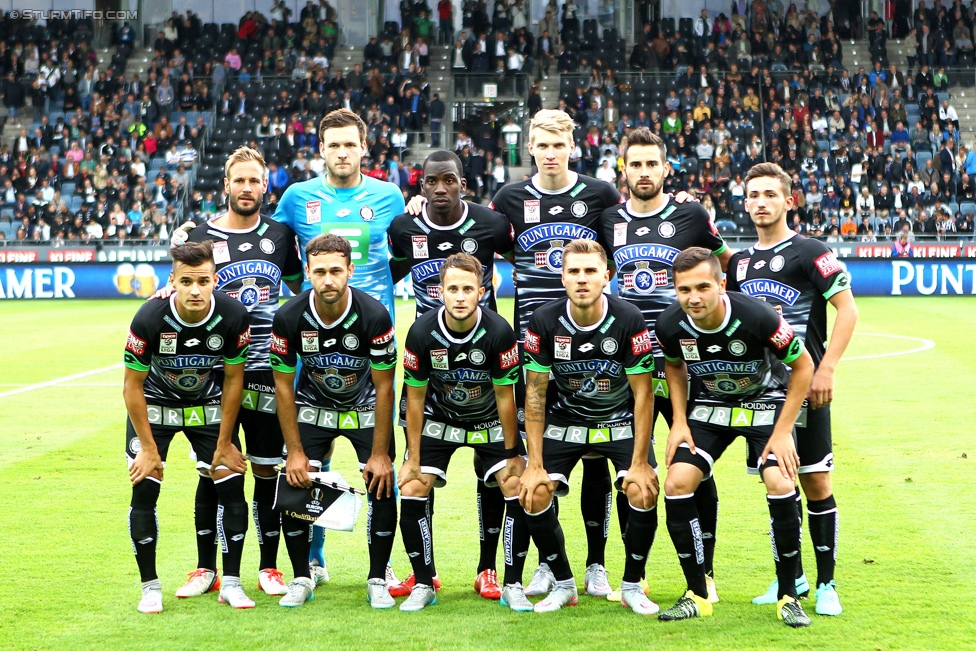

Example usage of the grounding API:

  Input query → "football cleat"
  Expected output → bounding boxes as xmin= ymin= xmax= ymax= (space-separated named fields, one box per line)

xmin=533 ymin=582 xmax=578 ymax=613
xmin=258 ymin=568 xmax=288 ymax=596
xmin=138 ymin=585 xmax=164 ymax=614
xmin=367 ymin=578 xmax=396 ymax=609
xmin=778 ymin=595 xmax=812 ymax=627
xmin=175 ymin=568 xmax=220 ymax=598
xmin=752 ymin=575 xmax=811 ymax=605
xmin=584 ymin=564 xmax=612 ymax=597
xmin=500 ymin=583 xmax=534 ymax=612
xmin=814 ymin=581 xmax=843 ymax=616
xmin=621 ymin=584 xmax=660 ymax=615
xmin=706 ymin=575 xmax=720 ymax=603
xmin=218 ymin=582 xmax=255 ymax=609
xmin=389 ymin=572 xmax=441 ymax=597
xmin=474 ymin=569 xmax=502 ymax=599
xmin=309 ymin=561 xmax=329 ymax=586
xmin=658 ymin=590 xmax=713 ymax=621
xmin=385 ymin=562 xmax=399 ymax=588
xmin=525 ymin=563 xmax=556 ymax=597
xmin=399 ymin=584 xmax=437 ymax=612
xmin=607 ymin=577 xmax=649 ymax=602
xmin=279 ymin=578 xmax=315 ymax=608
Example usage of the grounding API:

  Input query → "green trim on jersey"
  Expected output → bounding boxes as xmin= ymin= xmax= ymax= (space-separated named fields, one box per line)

xmin=403 ymin=376 xmax=428 ymax=388
xmin=713 ymin=242 xmax=729 ymax=256
xmin=270 ymin=354 xmax=296 ymax=374
xmin=492 ymin=375 xmax=519 ymax=386
xmin=663 ymin=353 xmax=682 ymax=363
xmin=624 ymin=360 xmax=655 ymax=375
xmin=283 ymin=272 xmax=303 ymax=281
xmin=224 ymin=346 xmax=248 ymax=365
xmin=524 ymin=360 xmax=550 ymax=374
xmin=822 ymin=272 xmax=852 ymax=301
xmin=370 ymin=360 xmax=397 ymax=371
xmin=124 ymin=352 xmax=150 ymax=372
xmin=781 ymin=337 xmax=805 ymax=365
xmin=391 ymin=253 xmax=408 ymax=261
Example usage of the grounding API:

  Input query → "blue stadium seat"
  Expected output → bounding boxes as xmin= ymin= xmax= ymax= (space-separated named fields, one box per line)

xmin=916 ymin=151 xmax=932 ymax=168
xmin=947 ymin=202 xmax=959 ymax=216
xmin=69 ymin=196 xmax=83 ymax=212
xmin=961 ymin=202 xmax=976 ymax=216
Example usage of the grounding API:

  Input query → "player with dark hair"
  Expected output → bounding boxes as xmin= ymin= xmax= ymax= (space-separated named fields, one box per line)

xmin=601 ymin=127 xmax=731 ymax=602
xmin=728 ymin=162 xmax=857 ymax=616
xmin=271 ymin=233 xmax=399 ymax=609
xmin=518 ymin=240 xmax=660 ymax=615
xmin=123 ymin=241 xmax=252 ymax=613
xmin=396 ymin=253 xmax=528 ymax=611
xmin=655 ymin=247 xmax=815 ymax=628
xmin=388 ymin=150 xmax=515 ymax=600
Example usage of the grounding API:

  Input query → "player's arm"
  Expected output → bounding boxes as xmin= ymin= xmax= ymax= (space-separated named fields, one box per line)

xmin=663 ymin=357 xmax=695 ymax=467
xmin=494 ymin=377 xmax=524 ymax=486
xmin=389 ymin=257 xmax=411 ymax=283
xmin=809 ymin=287 xmax=858 ymax=409
xmin=622 ymin=371 xmax=658 ymax=508
xmin=365 ymin=366 xmax=396 ymax=498
xmin=281 ymin=223 xmax=305 ymax=294
xmin=273 ymin=368 xmax=311 ymax=488
xmin=213 ymin=358 xmax=247 ymax=474
xmin=763 ymin=345 xmax=814 ymax=481
xmin=519 ymin=369 xmax=553 ymax=512
xmin=122 ymin=367 xmax=162 ymax=485
xmin=399 ymin=383 xmax=429 ymax=489
xmin=716 ymin=245 xmax=734 ymax=272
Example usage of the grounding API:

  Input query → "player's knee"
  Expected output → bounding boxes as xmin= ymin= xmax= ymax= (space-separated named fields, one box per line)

xmin=400 ymin=478 xmax=431 ymax=498
xmin=664 ymin=466 xmax=700 ymax=496
xmin=798 ymin=471 xmax=831 ymax=500
xmin=762 ymin=471 xmax=796 ymax=497
xmin=525 ymin=484 xmax=553 ymax=513
xmin=624 ymin=482 xmax=645 ymax=506
xmin=499 ymin=475 xmax=521 ymax=498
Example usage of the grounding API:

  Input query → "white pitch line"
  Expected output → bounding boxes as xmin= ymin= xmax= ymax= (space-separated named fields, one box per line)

xmin=841 ymin=333 xmax=936 ymax=361
xmin=0 ymin=363 xmax=123 ymax=399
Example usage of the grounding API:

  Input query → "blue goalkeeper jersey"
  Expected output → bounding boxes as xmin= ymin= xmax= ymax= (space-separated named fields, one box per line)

xmin=273 ymin=174 xmax=406 ymax=318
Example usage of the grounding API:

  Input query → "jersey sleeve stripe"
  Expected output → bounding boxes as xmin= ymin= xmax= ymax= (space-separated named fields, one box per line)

xmin=403 ymin=376 xmax=428 ymax=387
xmin=624 ymin=364 xmax=655 ymax=375
xmin=712 ymin=242 xmax=729 ymax=256
xmin=663 ymin=354 xmax=682 ymax=362
xmin=370 ymin=360 xmax=397 ymax=370
xmin=822 ymin=274 xmax=852 ymax=300
xmin=124 ymin=359 xmax=150 ymax=372
xmin=270 ymin=355 xmax=296 ymax=373
xmin=224 ymin=350 xmax=248 ymax=365
xmin=491 ymin=376 xmax=519 ymax=386
xmin=781 ymin=340 xmax=804 ymax=365
xmin=524 ymin=360 xmax=550 ymax=374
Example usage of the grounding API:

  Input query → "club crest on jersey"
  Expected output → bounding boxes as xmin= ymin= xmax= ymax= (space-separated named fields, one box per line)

xmin=729 ymin=340 xmax=746 ymax=356
xmin=164 ymin=369 xmax=208 ymax=391
xmin=704 ymin=374 xmax=753 ymax=394
xmin=658 ymin=221 xmax=676 ymax=238
xmin=737 ymin=258 xmax=750 ymax=281
xmin=624 ymin=262 xmax=669 ymax=295
xmin=343 ymin=334 xmax=359 ymax=350
xmin=302 ymin=331 xmax=319 ymax=353
xmin=554 ymin=336 xmax=572 ymax=360
xmin=207 ymin=335 xmax=223 ymax=351
xmin=213 ymin=240 xmax=231 ymax=264
xmin=431 ymin=349 xmax=449 ymax=370
xmin=570 ymin=374 xmax=610 ymax=396
xmin=412 ymin=235 xmax=429 ymax=259
xmin=679 ymin=339 xmax=701 ymax=361
xmin=571 ymin=201 xmax=588 ymax=217
xmin=536 ymin=240 xmax=565 ymax=271
xmin=523 ymin=199 xmax=541 ymax=223
xmin=446 ymin=383 xmax=481 ymax=404
xmin=461 ymin=238 xmax=478 ymax=253
xmin=311 ymin=368 xmax=357 ymax=391
xmin=160 ymin=333 xmax=178 ymax=354
xmin=769 ymin=255 xmax=785 ymax=272
xmin=360 ymin=206 xmax=375 ymax=221
xmin=614 ymin=222 xmax=627 ymax=246
xmin=601 ymin=339 xmax=617 ymax=354
xmin=306 ymin=200 xmax=322 ymax=224
xmin=227 ymin=277 xmax=270 ymax=311
xmin=469 ymin=349 xmax=485 ymax=365
xmin=260 ymin=238 xmax=275 ymax=254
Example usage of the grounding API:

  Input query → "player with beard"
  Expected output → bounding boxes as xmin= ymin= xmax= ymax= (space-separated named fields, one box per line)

xmin=387 ymin=151 xmax=515 ymax=600
xmin=601 ymin=128 xmax=731 ymax=602
xmin=727 ymin=163 xmax=856 ymax=616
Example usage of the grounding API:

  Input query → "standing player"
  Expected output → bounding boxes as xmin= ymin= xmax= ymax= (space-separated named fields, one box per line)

xmin=601 ymin=128 xmax=731 ymax=602
xmin=170 ymin=147 xmax=304 ymax=600
xmin=270 ymin=234 xmax=398 ymax=609
xmin=397 ymin=253 xmax=529 ymax=612
xmin=726 ymin=163 xmax=856 ymax=616
xmin=388 ymin=150 xmax=515 ymax=600
xmin=518 ymin=240 xmax=661 ymax=615
xmin=273 ymin=108 xmax=405 ymax=583
xmin=123 ymin=241 xmax=252 ymax=613
xmin=655 ymin=247 xmax=814 ymax=627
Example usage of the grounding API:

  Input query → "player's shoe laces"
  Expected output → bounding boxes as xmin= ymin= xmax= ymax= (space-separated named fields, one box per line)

xmin=218 ymin=581 xmax=255 ymax=609
xmin=584 ymin=564 xmax=613 ymax=597
xmin=367 ymin=578 xmax=396 ymax=609
xmin=389 ymin=572 xmax=442 ymax=597
xmin=706 ymin=575 xmax=720 ymax=604
xmin=525 ymin=563 xmax=556 ymax=596
xmin=500 ymin=583 xmax=534 ymax=612
xmin=814 ymin=581 xmax=843 ymax=616
xmin=621 ymin=584 xmax=660 ymax=615
xmin=258 ymin=569 xmax=288 ymax=596
xmin=309 ymin=560 xmax=329 ymax=586
xmin=385 ymin=562 xmax=399 ymax=588
xmin=279 ymin=578 xmax=314 ymax=608
xmin=138 ymin=585 xmax=163 ymax=614
xmin=752 ymin=574 xmax=810 ymax=605
xmin=175 ymin=568 xmax=220 ymax=598
xmin=658 ymin=590 xmax=713 ymax=621
xmin=399 ymin=584 xmax=437 ymax=612
xmin=777 ymin=595 xmax=812 ymax=627
xmin=474 ymin=569 xmax=502 ymax=599
xmin=533 ymin=581 xmax=578 ymax=613
xmin=607 ymin=577 xmax=648 ymax=602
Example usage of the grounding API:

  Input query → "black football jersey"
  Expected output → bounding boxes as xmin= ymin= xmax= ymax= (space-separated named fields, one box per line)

xmin=656 ymin=292 xmax=804 ymax=404
xmin=523 ymin=295 xmax=654 ymax=426
xmin=388 ymin=202 xmax=513 ymax=317
xmin=270 ymin=287 xmax=397 ymax=411
xmin=403 ymin=306 xmax=519 ymax=428
xmin=602 ymin=196 xmax=727 ymax=335
xmin=124 ymin=292 xmax=251 ymax=406
xmin=726 ymin=233 xmax=851 ymax=367
xmin=489 ymin=173 xmax=620 ymax=337
xmin=187 ymin=215 xmax=303 ymax=371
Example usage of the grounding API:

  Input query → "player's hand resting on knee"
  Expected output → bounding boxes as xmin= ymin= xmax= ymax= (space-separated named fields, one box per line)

xmin=665 ymin=421 xmax=696 ymax=468
xmin=129 ymin=448 xmax=163 ymax=485
xmin=212 ymin=442 xmax=248 ymax=476
xmin=364 ymin=453 xmax=394 ymax=498
xmin=760 ymin=431 xmax=799 ymax=482
xmin=622 ymin=462 xmax=659 ymax=510
xmin=397 ymin=459 xmax=429 ymax=490
xmin=497 ymin=455 xmax=526 ymax=486
xmin=518 ymin=464 xmax=553 ymax=512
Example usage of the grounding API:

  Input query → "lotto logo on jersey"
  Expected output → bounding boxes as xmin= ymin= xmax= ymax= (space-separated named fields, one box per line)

xmin=159 ymin=333 xmax=178 ymax=354
xmin=412 ymin=235 xmax=429 ymax=259
xmin=524 ymin=329 xmax=541 ymax=354
xmin=631 ymin=330 xmax=653 ymax=355
xmin=271 ymin=334 xmax=288 ymax=355
xmin=404 ymin=348 xmax=419 ymax=371
xmin=306 ymin=200 xmax=322 ymax=224
xmin=431 ymin=349 xmax=449 ymax=370
xmin=238 ymin=329 xmax=251 ymax=348
xmin=814 ymin=252 xmax=843 ymax=278
xmin=769 ymin=318 xmax=795 ymax=350
xmin=126 ymin=331 xmax=146 ymax=356
xmin=373 ymin=327 xmax=395 ymax=346
xmin=554 ymin=336 xmax=572 ymax=360
xmin=302 ymin=331 xmax=319 ymax=353
xmin=500 ymin=344 xmax=519 ymax=369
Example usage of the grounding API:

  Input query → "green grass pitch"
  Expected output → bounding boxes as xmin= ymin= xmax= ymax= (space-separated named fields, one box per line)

xmin=1 ymin=297 xmax=974 ymax=650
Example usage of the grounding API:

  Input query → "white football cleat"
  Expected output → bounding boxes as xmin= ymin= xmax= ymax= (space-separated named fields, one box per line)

xmin=399 ymin=584 xmax=437 ymax=612
xmin=584 ymin=564 xmax=612 ymax=597
xmin=533 ymin=582 xmax=578 ymax=613
xmin=258 ymin=568 xmax=289 ymax=596
xmin=138 ymin=585 xmax=163 ymax=614
xmin=310 ymin=561 xmax=329 ymax=586
xmin=621 ymin=585 xmax=660 ymax=615
xmin=525 ymin=563 xmax=556 ymax=596
xmin=367 ymin=578 xmax=395 ymax=609
xmin=175 ymin=568 xmax=220 ymax=598
xmin=279 ymin=578 xmax=315 ymax=608
xmin=218 ymin=582 xmax=255 ymax=609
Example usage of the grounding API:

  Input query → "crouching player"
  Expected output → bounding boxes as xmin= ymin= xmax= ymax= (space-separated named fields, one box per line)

xmin=397 ymin=253 xmax=529 ymax=612
xmin=655 ymin=247 xmax=815 ymax=627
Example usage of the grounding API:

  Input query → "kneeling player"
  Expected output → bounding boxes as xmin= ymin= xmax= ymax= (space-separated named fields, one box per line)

xmin=123 ymin=241 xmax=253 ymax=613
xmin=519 ymin=239 xmax=660 ymax=615
xmin=397 ymin=253 xmax=529 ymax=612
xmin=271 ymin=234 xmax=398 ymax=608
xmin=655 ymin=247 xmax=814 ymax=627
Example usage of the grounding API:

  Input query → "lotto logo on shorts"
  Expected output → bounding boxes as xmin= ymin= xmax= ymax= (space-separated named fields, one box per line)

xmin=499 ymin=344 xmax=519 ymax=370
xmin=814 ymin=252 xmax=843 ymax=278
xmin=524 ymin=329 xmax=541 ymax=354
xmin=631 ymin=330 xmax=653 ymax=355
xmin=769 ymin=318 xmax=794 ymax=350
xmin=271 ymin=334 xmax=288 ymax=355
xmin=126 ymin=331 xmax=146 ymax=356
